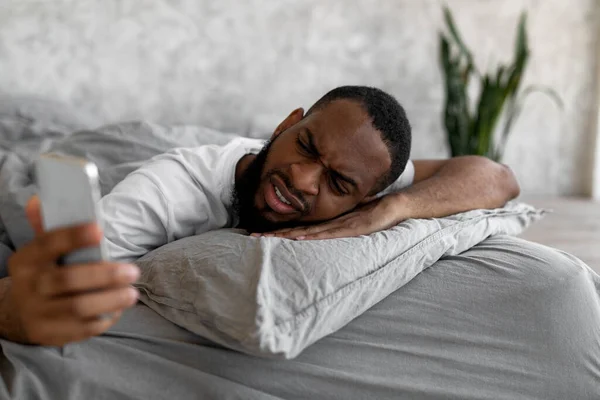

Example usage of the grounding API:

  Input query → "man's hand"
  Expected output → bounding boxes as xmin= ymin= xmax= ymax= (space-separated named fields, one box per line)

xmin=4 ymin=196 xmax=140 ymax=346
xmin=255 ymin=195 xmax=402 ymax=241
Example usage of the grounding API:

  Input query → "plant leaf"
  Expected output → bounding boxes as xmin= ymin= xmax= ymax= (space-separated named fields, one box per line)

xmin=472 ymin=75 xmax=509 ymax=158
xmin=443 ymin=6 xmax=480 ymax=77
xmin=514 ymin=13 xmax=528 ymax=66
xmin=495 ymin=84 xmax=563 ymax=160
xmin=521 ymin=85 xmax=564 ymax=109
xmin=440 ymin=32 xmax=471 ymax=156
xmin=496 ymin=66 xmax=506 ymax=87
xmin=490 ymin=12 xmax=530 ymax=161
xmin=504 ymin=12 xmax=530 ymax=97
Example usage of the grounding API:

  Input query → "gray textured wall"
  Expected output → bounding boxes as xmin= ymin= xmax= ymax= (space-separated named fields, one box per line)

xmin=0 ymin=0 xmax=598 ymax=195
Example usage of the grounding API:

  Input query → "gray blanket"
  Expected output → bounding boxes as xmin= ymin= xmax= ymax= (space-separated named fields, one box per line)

xmin=1 ymin=235 xmax=598 ymax=399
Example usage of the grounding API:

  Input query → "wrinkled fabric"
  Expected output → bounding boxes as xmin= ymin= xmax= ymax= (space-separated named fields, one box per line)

xmin=134 ymin=203 xmax=546 ymax=359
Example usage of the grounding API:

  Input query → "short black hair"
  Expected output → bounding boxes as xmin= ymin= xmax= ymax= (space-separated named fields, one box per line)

xmin=306 ymin=85 xmax=412 ymax=194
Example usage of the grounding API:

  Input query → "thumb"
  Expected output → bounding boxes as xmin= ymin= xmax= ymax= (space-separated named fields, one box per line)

xmin=25 ymin=195 xmax=45 ymax=237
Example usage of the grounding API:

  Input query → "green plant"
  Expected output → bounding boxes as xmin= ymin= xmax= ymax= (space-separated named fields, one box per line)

xmin=439 ymin=6 xmax=562 ymax=161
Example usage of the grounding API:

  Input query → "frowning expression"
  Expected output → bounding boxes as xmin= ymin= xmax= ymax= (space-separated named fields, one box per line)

xmin=241 ymin=99 xmax=391 ymax=231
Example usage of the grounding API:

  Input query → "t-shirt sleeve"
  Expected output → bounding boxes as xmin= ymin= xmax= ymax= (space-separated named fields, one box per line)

xmin=99 ymin=170 xmax=171 ymax=262
xmin=99 ymin=147 xmax=224 ymax=263
xmin=375 ymin=160 xmax=415 ymax=198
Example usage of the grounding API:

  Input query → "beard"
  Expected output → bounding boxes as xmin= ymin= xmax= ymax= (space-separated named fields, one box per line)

xmin=232 ymin=138 xmax=315 ymax=233
xmin=231 ymin=140 xmax=296 ymax=233
xmin=231 ymin=140 xmax=272 ymax=233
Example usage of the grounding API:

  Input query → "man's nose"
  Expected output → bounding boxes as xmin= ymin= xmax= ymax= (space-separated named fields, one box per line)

xmin=290 ymin=162 xmax=321 ymax=196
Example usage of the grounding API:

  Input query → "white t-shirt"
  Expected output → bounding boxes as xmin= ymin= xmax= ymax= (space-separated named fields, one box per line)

xmin=99 ymin=137 xmax=415 ymax=262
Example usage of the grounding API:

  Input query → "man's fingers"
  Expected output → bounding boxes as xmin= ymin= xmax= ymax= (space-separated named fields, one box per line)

xmin=25 ymin=195 xmax=44 ymax=236
xmin=256 ymin=213 xmax=357 ymax=238
xmin=265 ymin=221 xmax=341 ymax=239
xmin=81 ymin=309 xmax=123 ymax=336
xmin=37 ymin=263 xmax=140 ymax=297
xmin=299 ymin=227 xmax=353 ymax=241
xmin=27 ymin=311 xmax=122 ymax=346
xmin=257 ymin=224 xmax=321 ymax=237
xmin=270 ymin=227 xmax=328 ymax=239
xmin=251 ymin=227 xmax=298 ymax=238
xmin=54 ymin=286 xmax=139 ymax=320
xmin=26 ymin=224 xmax=102 ymax=264
xmin=261 ymin=227 xmax=296 ymax=235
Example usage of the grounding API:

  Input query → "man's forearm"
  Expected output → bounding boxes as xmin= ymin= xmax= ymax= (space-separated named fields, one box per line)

xmin=391 ymin=156 xmax=520 ymax=221
xmin=0 ymin=277 xmax=28 ymax=343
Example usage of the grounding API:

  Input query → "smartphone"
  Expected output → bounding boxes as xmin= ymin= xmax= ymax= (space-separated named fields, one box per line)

xmin=35 ymin=153 xmax=106 ymax=265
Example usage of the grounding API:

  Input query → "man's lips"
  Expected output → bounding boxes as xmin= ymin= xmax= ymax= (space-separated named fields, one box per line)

xmin=265 ymin=181 xmax=296 ymax=215
xmin=264 ymin=175 xmax=303 ymax=215
xmin=271 ymin=175 xmax=305 ymax=212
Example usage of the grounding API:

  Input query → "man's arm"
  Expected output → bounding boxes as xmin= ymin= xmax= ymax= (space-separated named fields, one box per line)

xmin=393 ymin=156 xmax=520 ymax=220
xmin=264 ymin=156 xmax=520 ymax=240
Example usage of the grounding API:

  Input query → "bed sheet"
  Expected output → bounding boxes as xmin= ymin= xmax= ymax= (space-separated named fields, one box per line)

xmin=1 ymin=235 xmax=598 ymax=400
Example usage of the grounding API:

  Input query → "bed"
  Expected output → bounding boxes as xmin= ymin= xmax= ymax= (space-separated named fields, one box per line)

xmin=0 ymin=98 xmax=598 ymax=399
xmin=1 ymin=236 xmax=599 ymax=400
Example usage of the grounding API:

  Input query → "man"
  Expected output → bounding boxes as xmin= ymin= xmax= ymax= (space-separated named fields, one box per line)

xmin=1 ymin=86 xmax=520 ymax=346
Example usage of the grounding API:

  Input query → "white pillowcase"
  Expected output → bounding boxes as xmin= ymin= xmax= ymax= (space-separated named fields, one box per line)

xmin=133 ymin=202 xmax=545 ymax=359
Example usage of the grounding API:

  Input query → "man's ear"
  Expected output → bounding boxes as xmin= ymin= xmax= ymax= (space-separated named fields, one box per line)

xmin=271 ymin=108 xmax=305 ymax=139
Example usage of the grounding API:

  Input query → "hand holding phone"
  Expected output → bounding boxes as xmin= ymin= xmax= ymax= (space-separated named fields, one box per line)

xmin=6 ymin=195 xmax=139 ymax=346
xmin=4 ymin=154 xmax=140 ymax=346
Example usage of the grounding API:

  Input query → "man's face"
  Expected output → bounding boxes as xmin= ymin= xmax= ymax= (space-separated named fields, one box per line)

xmin=233 ymin=99 xmax=391 ymax=233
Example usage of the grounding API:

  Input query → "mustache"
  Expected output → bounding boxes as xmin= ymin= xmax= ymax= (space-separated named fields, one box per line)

xmin=266 ymin=170 xmax=311 ymax=214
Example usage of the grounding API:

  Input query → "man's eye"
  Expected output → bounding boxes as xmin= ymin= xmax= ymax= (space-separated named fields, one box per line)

xmin=328 ymin=174 xmax=349 ymax=196
xmin=296 ymin=137 xmax=316 ymax=157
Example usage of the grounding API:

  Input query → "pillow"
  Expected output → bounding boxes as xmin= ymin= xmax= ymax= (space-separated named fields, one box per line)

xmin=133 ymin=202 xmax=545 ymax=359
